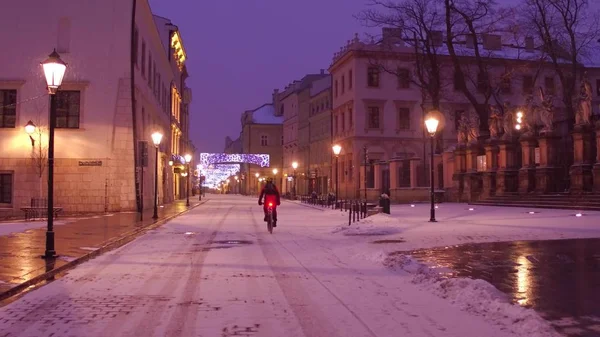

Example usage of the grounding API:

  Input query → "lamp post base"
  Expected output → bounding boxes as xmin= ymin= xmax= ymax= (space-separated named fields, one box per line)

xmin=429 ymin=218 xmax=437 ymax=222
xmin=41 ymin=230 xmax=57 ymax=259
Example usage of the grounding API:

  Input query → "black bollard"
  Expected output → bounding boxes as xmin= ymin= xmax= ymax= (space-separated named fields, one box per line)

xmin=348 ymin=202 xmax=352 ymax=226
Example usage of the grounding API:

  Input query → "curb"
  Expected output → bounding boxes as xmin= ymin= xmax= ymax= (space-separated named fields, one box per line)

xmin=284 ymin=200 xmax=328 ymax=211
xmin=0 ymin=199 xmax=210 ymax=303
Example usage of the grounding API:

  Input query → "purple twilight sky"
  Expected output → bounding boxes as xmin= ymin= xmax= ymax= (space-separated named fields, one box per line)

xmin=148 ymin=0 xmax=598 ymax=154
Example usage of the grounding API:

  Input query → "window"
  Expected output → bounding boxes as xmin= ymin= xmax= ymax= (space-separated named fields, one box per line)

xmin=153 ymin=63 xmax=157 ymax=93
xmin=133 ymin=27 xmax=139 ymax=66
xmin=148 ymin=53 xmax=152 ymax=86
xmin=0 ymin=89 xmax=17 ymax=128
xmin=335 ymin=115 xmax=339 ymax=134
xmin=280 ymin=104 xmax=284 ymax=115
xmin=348 ymin=158 xmax=353 ymax=181
xmin=281 ymin=135 xmax=284 ymax=145
xmin=349 ymin=107 xmax=353 ymax=128
xmin=0 ymin=173 xmax=12 ymax=205
xmin=367 ymin=67 xmax=380 ymax=87
xmin=523 ymin=75 xmax=534 ymax=94
xmin=476 ymin=155 xmax=487 ymax=172
xmin=141 ymin=40 xmax=146 ymax=77
xmin=55 ymin=91 xmax=81 ymax=129
xmin=342 ymin=75 xmax=345 ymax=94
xmin=596 ymin=79 xmax=600 ymax=96
xmin=260 ymin=135 xmax=268 ymax=146
xmin=335 ymin=80 xmax=338 ymax=97
xmin=544 ymin=76 xmax=555 ymax=95
xmin=397 ymin=68 xmax=410 ymax=89
xmin=453 ymin=72 xmax=464 ymax=91
xmin=398 ymin=107 xmax=410 ymax=130
xmin=341 ymin=112 xmax=345 ymax=131
xmin=349 ymin=70 xmax=353 ymax=89
xmin=501 ymin=75 xmax=512 ymax=94
xmin=368 ymin=106 xmax=380 ymax=129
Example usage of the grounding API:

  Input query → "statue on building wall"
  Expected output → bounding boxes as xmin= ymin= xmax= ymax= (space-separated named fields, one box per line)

xmin=523 ymin=94 xmax=537 ymax=136
xmin=488 ymin=105 xmax=503 ymax=139
xmin=502 ymin=102 xmax=514 ymax=140
xmin=467 ymin=109 xmax=481 ymax=143
xmin=538 ymin=87 xmax=555 ymax=134
xmin=457 ymin=112 xmax=470 ymax=144
xmin=575 ymin=72 xmax=592 ymax=126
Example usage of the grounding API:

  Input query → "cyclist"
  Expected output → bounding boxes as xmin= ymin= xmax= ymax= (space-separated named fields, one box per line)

xmin=258 ymin=177 xmax=281 ymax=227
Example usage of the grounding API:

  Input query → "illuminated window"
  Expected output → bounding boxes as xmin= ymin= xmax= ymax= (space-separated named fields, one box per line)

xmin=476 ymin=155 xmax=487 ymax=172
xmin=55 ymin=91 xmax=81 ymax=129
xmin=0 ymin=89 xmax=17 ymax=128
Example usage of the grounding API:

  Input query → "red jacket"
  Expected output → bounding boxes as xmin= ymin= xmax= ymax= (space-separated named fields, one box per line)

xmin=259 ymin=184 xmax=281 ymax=207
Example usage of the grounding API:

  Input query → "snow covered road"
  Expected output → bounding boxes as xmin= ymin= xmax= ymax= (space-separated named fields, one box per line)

xmin=0 ymin=195 xmax=553 ymax=337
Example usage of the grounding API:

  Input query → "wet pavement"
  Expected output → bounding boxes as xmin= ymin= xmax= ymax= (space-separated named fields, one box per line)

xmin=0 ymin=199 xmax=204 ymax=296
xmin=404 ymin=238 xmax=600 ymax=337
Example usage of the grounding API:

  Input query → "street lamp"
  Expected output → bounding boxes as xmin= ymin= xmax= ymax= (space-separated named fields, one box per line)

xmin=515 ymin=111 xmax=524 ymax=130
xmin=425 ymin=116 xmax=439 ymax=222
xmin=184 ymin=154 xmax=192 ymax=206
xmin=291 ymin=161 xmax=298 ymax=198
xmin=151 ymin=132 xmax=163 ymax=219
xmin=272 ymin=168 xmax=278 ymax=191
xmin=332 ymin=145 xmax=342 ymax=205
xmin=41 ymin=49 xmax=66 ymax=259
xmin=25 ymin=120 xmax=36 ymax=147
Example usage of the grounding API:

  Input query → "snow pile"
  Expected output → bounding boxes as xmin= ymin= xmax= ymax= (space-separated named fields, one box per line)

xmin=385 ymin=254 xmax=563 ymax=337
xmin=354 ymin=250 xmax=388 ymax=264
xmin=331 ymin=224 xmax=400 ymax=236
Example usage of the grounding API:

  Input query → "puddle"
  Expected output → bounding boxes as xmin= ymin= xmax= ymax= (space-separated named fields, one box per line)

xmin=372 ymin=239 xmax=406 ymax=244
xmin=403 ymin=238 xmax=600 ymax=337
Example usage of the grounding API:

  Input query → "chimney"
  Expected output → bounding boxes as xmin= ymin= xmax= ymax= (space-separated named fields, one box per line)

xmin=524 ymin=36 xmax=534 ymax=52
xmin=382 ymin=27 xmax=402 ymax=46
xmin=320 ymin=69 xmax=325 ymax=75
xmin=483 ymin=34 xmax=501 ymax=50
xmin=466 ymin=35 xmax=475 ymax=49
xmin=430 ymin=30 xmax=443 ymax=47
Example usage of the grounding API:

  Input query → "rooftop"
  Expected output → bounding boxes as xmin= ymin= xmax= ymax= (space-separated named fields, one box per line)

xmin=250 ymin=104 xmax=283 ymax=125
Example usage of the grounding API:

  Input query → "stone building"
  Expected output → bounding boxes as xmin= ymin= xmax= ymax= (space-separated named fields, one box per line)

xmin=240 ymin=103 xmax=283 ymax=195
xmin=308 ymin=76 xmax=333 ymax=195
xmin=329 ymin=29 xmax=600 ymax=202
xmin=0 ymin=0 xmax=193 ymax=217
xmin=275 ymin=71 xmax=329 ymax=195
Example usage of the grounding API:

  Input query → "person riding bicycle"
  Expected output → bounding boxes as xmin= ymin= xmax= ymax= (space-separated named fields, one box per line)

xmin=258 ymin=177 xmax=281 ymax=226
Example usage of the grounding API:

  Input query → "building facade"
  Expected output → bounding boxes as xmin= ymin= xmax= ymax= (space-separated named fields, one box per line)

xmin=329 ymin=30 xmax=600 ymax=202
xmin=240 ymin=104 xmax=283 ymax=195
xmin=308 ymin=76 xmax=333 ymax=195
xmin=0 ymin=0 xmax=193 ymax=218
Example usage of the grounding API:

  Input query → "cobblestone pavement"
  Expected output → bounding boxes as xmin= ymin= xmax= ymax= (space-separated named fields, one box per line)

xmin=0 ymin=198 xmax=203 ymax=295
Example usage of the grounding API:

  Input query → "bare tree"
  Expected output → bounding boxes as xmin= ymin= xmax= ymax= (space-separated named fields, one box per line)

xmin=443 ymin=0 xmax=521 ymax=133
xmin=357 ymin=0 xmax=448 ymax=111
xmin=521 ymin=0 xmax=600 ymax=125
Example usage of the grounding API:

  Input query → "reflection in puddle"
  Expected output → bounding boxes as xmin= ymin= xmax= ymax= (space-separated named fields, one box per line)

xmin=404 ymin=238 xmax=600 ymax=337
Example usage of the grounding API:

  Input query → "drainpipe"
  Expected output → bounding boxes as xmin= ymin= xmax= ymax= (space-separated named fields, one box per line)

xmin=130 ymin=0 xmax=141 ymax=213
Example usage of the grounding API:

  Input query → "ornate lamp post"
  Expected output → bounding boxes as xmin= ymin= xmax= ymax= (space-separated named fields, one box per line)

xmin=151 ymin=132 xmax=163 ymax=219
xmin=41 ymin=49 xmax=67 ymax=259
xmin=291 ymin=162 xmax=298 ymax=198
xmin=184 ymin=154 xmax=192 ymax=206
xmin=425 ymin=116 xmax=440 ymax=222
xmin=332 ymin=145 xmax=342 ymax=205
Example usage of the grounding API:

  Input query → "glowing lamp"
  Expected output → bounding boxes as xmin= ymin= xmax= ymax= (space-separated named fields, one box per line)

xmin=41 ymin=49 xmax=67 ymax=94
xmin=25 ymin=121 xmax=36 ymax=135
xmin=151 ymin=132 xmax=163 ymax=146
xmin=268 ymin=202 xmax=273 ymax=207
xmin=168 ymin=160 xmax=174 ymax=166
xmin=292 ymin=162 xmax=298 ymax=170
xmin=184 ymin=154 xmax=192 ymax=163
xmin=273 ymin=168 xmax=278 ymax=175
xmin=425 ymin=117 xmax=439 ymax=136
xmin=255 ymin=173 xmax=260 ymax=178
xmin=332 ymin=145 xmax=342 ymax=156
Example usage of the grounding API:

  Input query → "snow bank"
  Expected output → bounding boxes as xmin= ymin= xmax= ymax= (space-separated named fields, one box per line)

xmin=331 ymin=224 xmax=401 ymax=236
xmin=384 ymin=254 xmax=562 ymax=337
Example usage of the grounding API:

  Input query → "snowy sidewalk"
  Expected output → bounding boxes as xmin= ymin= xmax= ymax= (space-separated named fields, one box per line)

xmin=0 ymin=195 xmax=576 ymax=337
xmin=0 ymin=199 xmax=205 ymax=297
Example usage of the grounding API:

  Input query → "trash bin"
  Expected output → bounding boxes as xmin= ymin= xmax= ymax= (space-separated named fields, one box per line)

xmin=379 ymin=193 xmax=391 ymax=214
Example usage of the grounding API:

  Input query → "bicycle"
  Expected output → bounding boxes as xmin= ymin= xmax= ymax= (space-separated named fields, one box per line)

xmin=266 ymin=202 xmax=274 ymax=234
